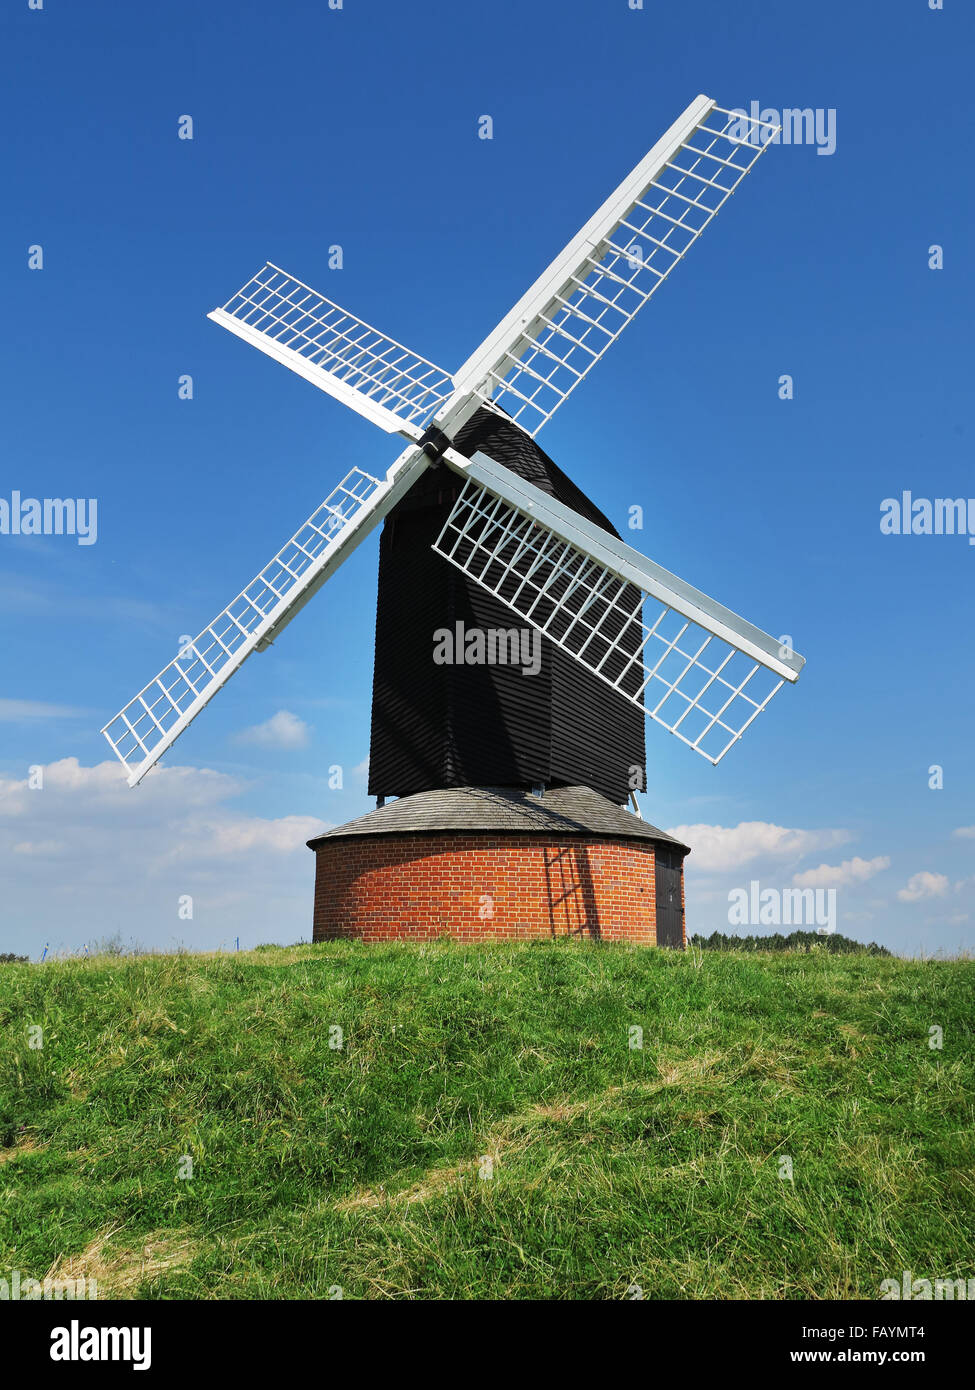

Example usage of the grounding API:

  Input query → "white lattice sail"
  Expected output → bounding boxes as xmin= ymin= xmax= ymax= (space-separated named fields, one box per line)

xmin=209 ymin=264 xmax=454 ymax=437
xmin=449 ymin=96 xmax=779 ymax=437
xmin=434 ymin=451 xmax=803 ymax=764
xmin=102 ymin=93 xmax=802 ymax=786
xmin=102 ymin=447 xmax=432 ymax=785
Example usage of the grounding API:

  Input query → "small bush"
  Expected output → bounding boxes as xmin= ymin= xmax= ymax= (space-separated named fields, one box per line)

xmin=688 ymin=930 xmax=891 ymax=956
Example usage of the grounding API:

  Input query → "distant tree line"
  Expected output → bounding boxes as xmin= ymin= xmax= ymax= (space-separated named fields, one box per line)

xmin=0 ymin=953 xmax=29 ymax=965
xmin=688 ymin=930 xmax=892 ymax=956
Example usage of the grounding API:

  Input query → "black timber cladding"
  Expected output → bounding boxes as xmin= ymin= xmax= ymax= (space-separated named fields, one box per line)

xmin=368 ymin=409 xmax=646 ymax=803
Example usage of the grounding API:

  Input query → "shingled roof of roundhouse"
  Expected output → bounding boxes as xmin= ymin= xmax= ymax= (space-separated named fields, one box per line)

xmin=307 ymin=784 xmax=690 ymax=852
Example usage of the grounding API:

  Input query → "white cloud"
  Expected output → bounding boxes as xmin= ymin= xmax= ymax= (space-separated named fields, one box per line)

xmin=0 ymin=756 xmax=238 ymax=816
xmin=792 ymin=855 xmax=890 ymax=890
xmin=237 ymin=710 xmax=310 ymax=750
xmin=0 ymin=757 xmax=333 ymax=957
xmin=0 ymin=758 xmax=327 ymax=845
xmin=953 ymin=826 xmax=975 ymax=840
xmin=164 ymin=814 xmax=329 ymax=860
xmin=669 ymin=821 xmax=849 ymax=873
xmin=897 ymin=871 xmax=951 ymax=903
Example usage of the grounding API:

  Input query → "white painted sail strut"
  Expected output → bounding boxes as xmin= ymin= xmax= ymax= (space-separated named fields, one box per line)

xmin=102 ymin=93 xmax=799 ymax=781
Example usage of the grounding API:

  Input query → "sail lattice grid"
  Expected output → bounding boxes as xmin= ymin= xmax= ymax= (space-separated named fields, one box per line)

xmin=216 ymin=264 xmax=454 ymax=429
xmin=102 ymin=467 xmax=382 ymax=782
xmin=475 ymin=105 xmax=777 ymax=437
xmin=433 ymin=475 xmax=787 ymax=764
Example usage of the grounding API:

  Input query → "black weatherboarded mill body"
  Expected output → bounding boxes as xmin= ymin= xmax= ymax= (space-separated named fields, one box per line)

xmin=368 ymin=409 xmax=646 ymax=805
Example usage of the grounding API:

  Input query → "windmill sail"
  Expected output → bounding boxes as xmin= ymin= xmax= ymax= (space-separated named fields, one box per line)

xmin=209 ymin=264 xmax=454 ymax=438
xmin=102 ymin=93 xmax=802 ymax=785
xmin=102 ymin=446 xmax=431 ymax=786
xmin=433 ymin=450 xmax=803 ymax=765
xmin=447 ymin=96 xmax=779 ymax=438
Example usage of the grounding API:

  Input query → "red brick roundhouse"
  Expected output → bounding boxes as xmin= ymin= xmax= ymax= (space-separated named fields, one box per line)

xmin=308 ymin=785 xmax=689 ymax=946
xmin=307 ymin=413 xmax=690 ymax=946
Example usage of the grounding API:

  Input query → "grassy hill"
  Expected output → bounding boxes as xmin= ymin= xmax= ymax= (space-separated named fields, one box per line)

xmin=1 ymin=940 xmax=972 ymax=1300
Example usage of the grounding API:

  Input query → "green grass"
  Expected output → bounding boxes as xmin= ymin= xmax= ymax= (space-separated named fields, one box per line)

xmin=1 ymin=940 xmax=972 ymax=1299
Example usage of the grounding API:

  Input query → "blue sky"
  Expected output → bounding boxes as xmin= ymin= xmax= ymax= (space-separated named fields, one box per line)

xmin=1 ymin=0 xmax=971 ymax=958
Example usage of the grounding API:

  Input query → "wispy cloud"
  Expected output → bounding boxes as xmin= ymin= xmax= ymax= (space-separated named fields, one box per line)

xmin=0 ymin=698 xmax=88 ymax=721
xmin=164 ymin=815 xmax=329 ymax=859
xmin=0 ymin=757 xmax=332 ymax=956
xmin=792 ymin=855 xmax=890 ymax=890
xmin=669 ymin=821 xmax=849 ymax=874
xmin=897 ymin=871 xmax=950 ymax=903
xmin=0 ymin=571 xmax=173 ymax=630
xmin=236 ymin=710 xmax=311 ymax=750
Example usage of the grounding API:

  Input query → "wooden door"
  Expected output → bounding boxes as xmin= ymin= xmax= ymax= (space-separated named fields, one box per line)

xmin=655 ymin=848 xmax=684 ymax=949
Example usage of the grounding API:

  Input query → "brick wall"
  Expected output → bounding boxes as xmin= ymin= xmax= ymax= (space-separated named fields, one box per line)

xmin=311 ymin=833 xmax=681 ymax=946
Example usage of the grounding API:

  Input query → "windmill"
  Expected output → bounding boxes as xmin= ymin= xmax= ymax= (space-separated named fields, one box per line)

xmin=101 ymin=95 xmax=804 ymax=946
